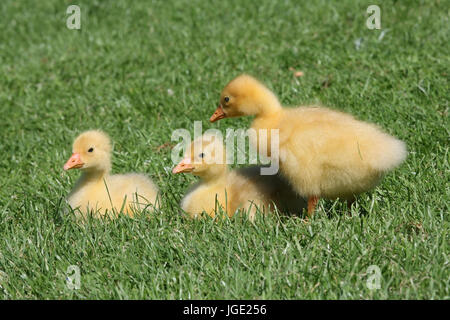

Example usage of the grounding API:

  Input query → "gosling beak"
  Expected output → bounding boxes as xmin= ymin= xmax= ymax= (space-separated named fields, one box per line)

xmin=172 ymin=158 xmax=194 ymax=174
xmin=209 ymin=105 xmax=226 ymax=123
xmin=64 ymin=153 xmax=84 ymax=170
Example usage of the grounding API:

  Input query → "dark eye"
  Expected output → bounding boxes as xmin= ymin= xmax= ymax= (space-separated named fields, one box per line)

xmin=88 ymin=148 xmax=94 ymax=153
xmin=199 ymin=153 xmax=205 ymax=158
xmin=224 ymin=96 xmax=230 ymax=103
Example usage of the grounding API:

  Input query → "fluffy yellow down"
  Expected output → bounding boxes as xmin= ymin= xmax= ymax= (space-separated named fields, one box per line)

xmin=173 ymin=134 xmax=306 ymax=220
xmin=64 ymin=130 xmax=159 ymax=218
xmin=211 ymin=74 xmax=407 ymax=214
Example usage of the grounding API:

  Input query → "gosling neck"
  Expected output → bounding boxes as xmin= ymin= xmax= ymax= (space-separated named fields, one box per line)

xmin=198 ymin=165 xmax=229 ymax=184
xmin=252 ymin=102 xmax=283 ymax=132
xmin=79 ymin=167 xmax=109 ymax=183
xmin=254 ymin=91 xmax=283 ymax=119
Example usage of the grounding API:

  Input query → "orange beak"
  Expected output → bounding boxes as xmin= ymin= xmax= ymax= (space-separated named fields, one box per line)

xmin=172 ymin=157 xmax=194 ymax=174
xmin=209 ymin=105 xmax=226 ymax=123
xmin=64 ymin=153 xmax=84 ymax=170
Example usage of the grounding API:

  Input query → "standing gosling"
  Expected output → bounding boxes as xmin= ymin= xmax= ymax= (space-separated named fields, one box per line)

xmin=210 ymin=74 xmax=407 ymax=216
xmin=64 ymin=130 xmax=159 ymax=217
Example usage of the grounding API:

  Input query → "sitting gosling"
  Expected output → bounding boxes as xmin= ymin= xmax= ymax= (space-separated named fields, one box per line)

xmin=172 ymin=133 xmax=306 ymax=220
xmin=63 ymin=130 xmax=159 ymax=217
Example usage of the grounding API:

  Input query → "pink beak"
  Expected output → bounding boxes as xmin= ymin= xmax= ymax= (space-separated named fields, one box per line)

xmin=64 ymin=153 xmax=84 ymax=170
xmin=172 ymin=157 xmax=194 ymax=174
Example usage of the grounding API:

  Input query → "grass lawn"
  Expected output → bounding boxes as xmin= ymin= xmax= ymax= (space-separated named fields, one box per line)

xmin=0 ymin=0 xmax=448 ymax=299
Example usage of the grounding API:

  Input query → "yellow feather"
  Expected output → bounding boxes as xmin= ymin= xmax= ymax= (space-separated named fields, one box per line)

xmin=65 ymin=130 xmax=159 ymax=218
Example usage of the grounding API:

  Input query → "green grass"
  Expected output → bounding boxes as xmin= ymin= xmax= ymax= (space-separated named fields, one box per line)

xmin=0 ymin=0 xmax=448 ymax=299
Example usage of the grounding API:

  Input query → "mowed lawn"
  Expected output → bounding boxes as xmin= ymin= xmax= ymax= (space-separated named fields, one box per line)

xmin=0 ymin=0 xmax=448 ymax=299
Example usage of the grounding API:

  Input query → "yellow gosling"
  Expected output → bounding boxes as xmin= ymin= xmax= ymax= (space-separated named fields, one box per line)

xmin=210 ymin=74 xmax=407 ymax=216
xmin=173 ymin=134 xmax=305 ymax=220
xmin=64 ymin=130 xmax=159 ymax=217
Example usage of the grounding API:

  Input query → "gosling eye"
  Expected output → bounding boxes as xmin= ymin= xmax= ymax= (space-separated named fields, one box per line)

xmin=88 ymin=147 xmax=94 ymax=153
xmin=224 ymin=96 xmax=230 ymax=103
xmin=199 ymin=153 xmax=205 ymax=158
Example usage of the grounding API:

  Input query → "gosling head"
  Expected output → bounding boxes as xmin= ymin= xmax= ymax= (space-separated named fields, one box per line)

xmin=172 ymin=134 xmax=227 ymax=180
xmin=210 ymin=74 xmax=281 ymax=122
xmin=64 ymin=130 xmax=112 ymax=173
